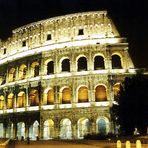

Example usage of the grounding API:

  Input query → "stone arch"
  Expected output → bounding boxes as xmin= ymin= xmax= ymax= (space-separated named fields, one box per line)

xmin=113 ymin=83 xmax=121 ymax=99
xmin=112 ymin=54 xmax=122 ymax=69
xmin=29 ymin=120 xmax=40 ymax=139
xmin=60 ymin=118 xmax=72 ymax=139
xmin=29 ymin=89 xmax=39 ymax=106
xmin=17 ymin=122 xmax=25 ymax=140
xmin=46 ymin=60 xmax=54 ymax=75
xmin=17 ymin=91 xmax=25 ymax=108
xmin=95 ymin=84 xmax=107 ymax=101
xmin=77 ymin=85 xmax=88 ymax=103
xmin=0 ymin=95 xmax=4 ymax=110
xmin=19 ymin=64 xmax=27 ymax=80
xmin=7 ymin=93 xmax=14 ymax=109
xmin=96 ymin=117 xmax=110 ymax=135
xmin=94 ymin=55 xmax=105 ymax=70
xmin=60 ymin=58 xmax=70 ymax=72
xmin=43 ymin=88 xmax=54 ymax=105
xmin=77 ymin=56 xmax=87 ymax=71
xmin=43 ymin=119 xmax=54 ymax=139
xmin=8 ymin=68 xmax=16 ymax=82
xmin=31 ymin=62 xmax=40 ymax=77
xmin=0 ymin=76 xmax=3 ymax=85
xmin=77 ymin=117 xmax=90 ymax=138
xmin=0 ymin=123 xmax=4 ymax=138
xmin=6 ymin=122 xmax=13 ymax=138
xmin=33 ymin=120 xmax=39 ymax=139
xmin=59 ymin=87 xmax=71 ymax=104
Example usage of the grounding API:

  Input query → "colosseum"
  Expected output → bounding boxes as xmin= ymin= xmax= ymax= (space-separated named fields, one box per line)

xmin=0 ymin=11 xmax=135 ymax=140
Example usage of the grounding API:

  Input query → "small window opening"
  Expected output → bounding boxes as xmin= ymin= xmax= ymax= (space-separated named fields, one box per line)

xmin=47 ymin=34 xmax=52 ymax=40
xmin=78 ymin=29 xmax=84 ymax=35
xmin=3 ymin=48 xmax=6 ymax=55
xmin=22 ymin=41 xmax=26 ymax=47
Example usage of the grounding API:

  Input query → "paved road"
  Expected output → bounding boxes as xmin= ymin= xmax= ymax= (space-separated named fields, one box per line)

xmin=9 ymin=140 xmax=116 ymax=148
xmin=7 ymin=139 xmax=148 ymax=148
xmin=9 ymin=140 xmax=148 ymax=148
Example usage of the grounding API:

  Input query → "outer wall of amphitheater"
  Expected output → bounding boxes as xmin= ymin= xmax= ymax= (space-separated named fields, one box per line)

xmin=0 ymin=11 xmax=135 ymax=140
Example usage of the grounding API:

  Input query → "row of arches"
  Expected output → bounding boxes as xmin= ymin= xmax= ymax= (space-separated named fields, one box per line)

xmin=46 ymin=54 xmax=122 ymax=74
xmin=8 ymin=62 xmax=39 ymax=82
xmin=0 ymin=83 xmax=120 ymax=109
xmin=0 ymin=89 xmax=39 ymax=109
xmin=43 ymin=83 xmax=120 ymax=105
xmin=6 ymin=54 xmax=122 ymax=83
xmin=0 ymin=117 xmax=110 ymax=139
xmin=0 ymin=121 xmax=39 ymax=140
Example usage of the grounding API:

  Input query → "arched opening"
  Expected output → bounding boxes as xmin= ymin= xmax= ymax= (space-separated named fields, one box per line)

xmin=31 ymin=62 xmax=40 ymax=77
xmin=17 ymin=91 xmax=25 ymax=108
xmin=29 ymin=121 xmax=39 ymax=139
xmin=17 ymin=122 xmax=25 ymax=140
xmin=0 ymin=95 xmax=4 ymax=110
xmin=29 ymin=90 xmax=39 ymax=106
xmin=94 ymin=56 xmax=105 ymax=70
xmin=96 ymin=118 xmax=109 ymax=135
xmin=7 ymin=93 xmax=14 ymax=109
xmin=112 ymin=54 xmax=122 ymax=69
xmin=6 ymin=123 xmax=13 ymax=138
xmin=47 ymin=89 xmax=54 ymax=105
xmin=62 ymin=87 xmax=71 ymax=104
xmin=33 ymin=121 xmax=39 ymax=139
xmin=61 ymin=59 xmax=70 ymax=72
xmin=47 ymin=61 xmax=54 ymax=75
xmin=60 ymin=118 xmax=72 ymax=139
xmin=8 ymin=68 xmax=16 ymax=82
xmin=77 ymin=57 xmax=87 ymax=71
xmin=78 ymin=118 xmax=90 ymax=138
xmin=113 ymin=83 xmax=121 ymax=99
xmin=78 ymin=86 xmax=88 ymax=103
xmin=0 ymin=123 xmax=4 ymax=138
xmin=34 ymin=65 xmax=40 ymax=77
xmin=19 ymin=64 xmax=27 ymax=80
xmin=43 ymin=88 xmax=54 ymax=105
xmin=0 ymin=75 xmax=6 ymax=85
xmin=43 ymin=119 xmax=54 ymax=139
xmin=95 ymin=85 xmax=107 ymax=101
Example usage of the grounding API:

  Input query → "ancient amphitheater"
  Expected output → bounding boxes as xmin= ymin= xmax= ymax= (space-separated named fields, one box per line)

xmin=0 ymin=11 xmax=135 ymax=140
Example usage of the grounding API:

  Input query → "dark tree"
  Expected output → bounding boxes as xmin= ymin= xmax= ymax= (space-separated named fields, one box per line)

xmin=112 ymin=73 xmax=148 ymax=135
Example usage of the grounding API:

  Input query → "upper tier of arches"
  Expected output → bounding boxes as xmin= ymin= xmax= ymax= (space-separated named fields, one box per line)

xmin=0 ymin=11 xmax=123 ymax=61
xmin=0 ymin=54 xmax=123 ymax=85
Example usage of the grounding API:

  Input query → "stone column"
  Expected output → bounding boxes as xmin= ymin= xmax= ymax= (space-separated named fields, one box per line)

xmin=91 ymin=119 xmax=96 ymax=135
xmin=13 ymin=123 xmax=17 ymax=139
xmin=54 ymin=123 xmax=60 ymax=139
xmin=25 ymin=124 xmax=29 ymax=139
xmin=27 ymin=62 xmax=31 ymax=79
xmin=6 ymin=68 xmax=9 ymax=84
xmin=3 ymin=124 xmax=7 ymax=138
xmin=16 ymin=66 xmax=19 ymax=81
xmin=71 ymin=51 xmax=75 ymax=73
xmin=55 ymin=84 xmax=60 ymax=109
xmin=72 ymin=79 xmax=76 ymax=107
xmin=54 ymin=118 xmax=60 ymax=139
xmin=39 ymin=119 xmax=44 ymax=139
xmin=72 ymin=122 xmax=77 ymax=139
xmin=13 ymin=91 xmax=17 ymax=112
xmin=55 ymin=51 xmax=58 ymax=74
xmin=25 ymin=87 xmax=29 ymax=111
xmin=105 ymin=47 xmax=112 ymax=70
xmin=88 ymin=49 xmax=93 ymax=71
xmin=3 ymin=88 xmax=7 ymax=112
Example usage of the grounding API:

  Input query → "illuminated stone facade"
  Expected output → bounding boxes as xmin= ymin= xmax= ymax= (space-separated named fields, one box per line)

xmin=0 ymin=11 xmax=134 ymax=139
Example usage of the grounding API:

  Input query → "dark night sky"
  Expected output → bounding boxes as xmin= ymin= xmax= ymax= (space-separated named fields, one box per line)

xmin=0 ymin=0 xmax=148 ymax=68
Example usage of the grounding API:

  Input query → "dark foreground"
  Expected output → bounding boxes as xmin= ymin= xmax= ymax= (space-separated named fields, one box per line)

xmin=1 ymin=136 xmax=148 ymax=148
